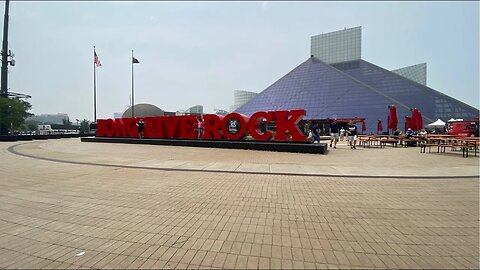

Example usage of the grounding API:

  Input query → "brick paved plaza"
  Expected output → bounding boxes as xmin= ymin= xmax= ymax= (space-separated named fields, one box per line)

xmin=0 ymin=139 xmax=478 ymax=269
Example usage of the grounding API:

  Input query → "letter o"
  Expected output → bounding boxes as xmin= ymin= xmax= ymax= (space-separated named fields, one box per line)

xmin=221 ymin=113 xmax=248 ymax=140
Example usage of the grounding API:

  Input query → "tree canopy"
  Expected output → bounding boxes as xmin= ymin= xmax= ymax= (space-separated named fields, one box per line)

xmin=0 ymin=97 xmax=33 ymax=135
xmin=80 ymin=119 xmax=90 ymax=134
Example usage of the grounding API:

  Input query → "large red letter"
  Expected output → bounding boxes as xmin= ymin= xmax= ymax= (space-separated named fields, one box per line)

xmin=163 ymin=116 xmax=181 ymax=138
xmin=113 ymin=118 xmax=128 ymax=137
xmin=144 ymin=117 xmax=161 ymax=138
xmin=248 ymin=111 xmax=274 ymax=141
xmin=203 ymin=114 xmax=223 ymax=139
xmin=96 ymin=119 xmax=108 ymax=137
xmin=104 ymin=119 xmax=115 ymax=137
xmin=179 ymin=115 xmax=197 ymax=139
xmin=222 ymin=113 xmax=249 ymax=140
xmin=274 ymin=110 xmax=306 ymax=141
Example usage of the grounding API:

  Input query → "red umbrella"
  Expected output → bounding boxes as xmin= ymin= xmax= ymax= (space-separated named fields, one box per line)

xmin=377 ymin=119 xmax=383 ymax=134
xmin=411 ymin=108 xmax=419 ymax=130
xmin=416 ymin=110 xmax=423 ymax=131
xmin=388 ymin=105 xmax=398 ymax=131
xmin=405 ymin=116 xmax=412 ymax=131
xmin=361 ymin=120 xmax=366 ymax=133
xmin=411 ymin=108 xmax=424 ymax=131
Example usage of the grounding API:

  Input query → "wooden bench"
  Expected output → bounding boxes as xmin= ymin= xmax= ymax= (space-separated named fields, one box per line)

xmin=400 ymin=138 xmax=420 ymax=147
xmin=380 ymin=139 xmax=398 ymax=148
xmin=420 ymin=143 xmax=470 ymax=157
xmin=359 ymin=137 xmax=380 ymax=148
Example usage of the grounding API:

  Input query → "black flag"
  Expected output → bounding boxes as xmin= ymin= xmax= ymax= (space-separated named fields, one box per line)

xmin=132 ymin=57 xmax=140 ymax=64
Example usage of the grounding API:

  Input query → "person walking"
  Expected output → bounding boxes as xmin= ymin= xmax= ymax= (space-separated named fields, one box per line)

xmin=136 ymin=119 xmax=146 ymax=139
xmin=329 ymin=119 xmax=340 ymax=148
xmin=346 ymin=120 xmax=358 ymax=149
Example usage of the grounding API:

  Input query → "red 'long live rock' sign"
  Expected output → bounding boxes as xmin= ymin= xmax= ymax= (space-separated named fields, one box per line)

xmin=96 ymin=109 xmax=306 ymax=141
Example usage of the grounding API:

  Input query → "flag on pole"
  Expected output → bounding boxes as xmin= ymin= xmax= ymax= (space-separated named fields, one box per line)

xmin=132 ymin=57 xmax=140 ymax=64
xmin=94 ymin=51 xmax=102 ymax=67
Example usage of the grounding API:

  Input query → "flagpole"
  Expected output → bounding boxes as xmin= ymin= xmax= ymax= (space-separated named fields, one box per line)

xmin=93 ymin=46 xmax=97 ymax=122
xmin=131 ymin=49 xmax=134 ymax=118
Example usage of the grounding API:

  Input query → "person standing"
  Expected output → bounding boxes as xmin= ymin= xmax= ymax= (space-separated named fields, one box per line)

xmin=340 ymin=127 xmax=345 ymax=141
xmin=329 ymin=119 xmax=340 ymax=148
xmin=136 ymin=119 xmax=146 ymax=139
xmin=309 ymin=121 xmax=320 ymax=143
xmin=347 ymin=120 xmax=358 ymax=149
xmin=197 ymin=116 xmax=205 ymax=139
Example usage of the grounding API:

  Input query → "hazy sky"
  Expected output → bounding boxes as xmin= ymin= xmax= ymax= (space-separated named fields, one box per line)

xmin=4 ymin=1 xmax=479 ymax=121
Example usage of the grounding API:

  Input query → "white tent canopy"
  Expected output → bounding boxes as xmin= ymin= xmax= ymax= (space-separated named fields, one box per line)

xmin=427 ymin=119 xmax=446 ymax=127
xmin=448 ymin=118 xmax=463 ymax=122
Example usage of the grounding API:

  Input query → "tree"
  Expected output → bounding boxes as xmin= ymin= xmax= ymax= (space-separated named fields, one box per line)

xmin=79 ymin=119 xmax=90 ymax=134
xmin=0 ymin=97 xmax=33 ymax=135
xmin=24 ymin=119 xmax=40 ymax=132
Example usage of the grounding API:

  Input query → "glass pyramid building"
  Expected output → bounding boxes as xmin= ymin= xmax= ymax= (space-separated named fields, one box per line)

xmin=235 ymin=27 xmax=479 ymax=133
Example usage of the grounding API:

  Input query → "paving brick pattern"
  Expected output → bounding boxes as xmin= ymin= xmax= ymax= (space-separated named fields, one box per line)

xmin=0 ymin=140 xmax=478 ymax=269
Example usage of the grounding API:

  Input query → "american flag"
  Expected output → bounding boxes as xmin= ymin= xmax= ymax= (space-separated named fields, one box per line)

xmin=94 ymin=51 xmax=102 ymax=67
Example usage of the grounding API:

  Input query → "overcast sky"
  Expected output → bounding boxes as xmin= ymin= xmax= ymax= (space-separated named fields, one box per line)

xmin=4 ymin=1 xmax=479 ymax=121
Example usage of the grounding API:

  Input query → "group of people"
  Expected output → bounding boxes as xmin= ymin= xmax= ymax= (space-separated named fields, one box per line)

xmin=308 ymin=119 xmax=359 ymax=149
xmin=393 ymin=128 xmax=428 ymax=137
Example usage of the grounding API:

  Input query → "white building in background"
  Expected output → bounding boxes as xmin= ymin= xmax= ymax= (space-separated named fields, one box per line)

xmin=187 ymin=105 xmax=203 ymax=115
xmin=27 ymin=113 xmax=69 ymax=124
xmin=175 ymin=109 xmax=186 ymax=116
xmin=113 ymin=112 xmax=123 ymax=118
xmin=230 ymin=90 xmax=258 ymax=112
xmin=176 ymin=105 xmax=204 ymax=116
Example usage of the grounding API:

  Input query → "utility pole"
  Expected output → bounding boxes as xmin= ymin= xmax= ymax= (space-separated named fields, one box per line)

xmin=0 ymin=0 xmax=9 ymax=135
xmin=1 ymin=0 xmax=10 ymax=97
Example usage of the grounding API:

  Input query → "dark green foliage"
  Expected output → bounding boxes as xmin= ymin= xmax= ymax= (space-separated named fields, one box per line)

xmin=0 ymin=97 xmax=33 ymax=135
xmin=80 ymin=119 xmax=90 ymax=134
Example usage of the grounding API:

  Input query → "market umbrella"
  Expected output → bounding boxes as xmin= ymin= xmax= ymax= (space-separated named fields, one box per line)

xmin=377 ymin=119 xmax=383 ymax=134
xmin=405 ymin=116 xmax=412 ymax=131
xmin=416 ymin=110 xmax=423 ymax=131
xmin=387 ymin=105 xmax=398 ymax=131
xmin=362 ymin=120 xmax=366 ymax=133
xmin=410 ymin=108 xmax=418 ymax=130
xmin=411 ymin=108 xmax=423 ymax=131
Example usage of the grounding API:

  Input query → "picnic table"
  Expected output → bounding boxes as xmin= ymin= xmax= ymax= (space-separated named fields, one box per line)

xmin=358 ymin=135 xmax=399 ymax=148
xmin=419 ymin=136 xmax=479 ymax=158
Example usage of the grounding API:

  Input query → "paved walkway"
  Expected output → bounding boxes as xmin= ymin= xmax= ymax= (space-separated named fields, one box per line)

xmin=7 ymin=139 xmax=480 ymax=178
xmin=0 ymin=139 xmax=478 ymax=269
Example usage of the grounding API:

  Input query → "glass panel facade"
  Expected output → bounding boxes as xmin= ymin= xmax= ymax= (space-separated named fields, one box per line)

xmin=236 ymin=57 xmax=402 ymax=133
xmin=310 ymin=27 xmax=361 ymax=64
xmin=236 ymin=57 xmax=479 ymax=134
xmin=333 ymin=60 xmax=478 ymax=129
xmin=392 ymin=63 xmax=427 ymax=85
xmin=230 ymin=90 xmax=258 ymax=111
